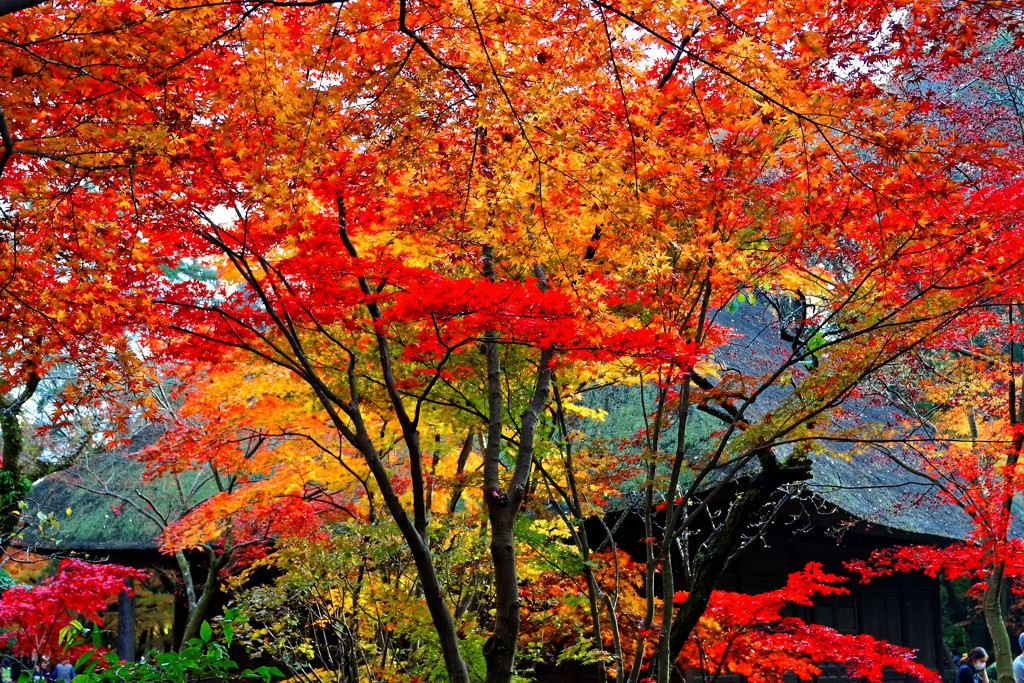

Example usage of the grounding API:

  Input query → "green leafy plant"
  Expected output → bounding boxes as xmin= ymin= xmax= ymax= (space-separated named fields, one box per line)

xmin=59 ymin=611 xmax=280 ymax=683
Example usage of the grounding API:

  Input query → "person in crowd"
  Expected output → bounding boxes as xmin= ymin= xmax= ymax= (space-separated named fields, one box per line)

xmin=49 ymin=660 xmax=73 ymax=683
xmin=957 ymin=647 xmax=990 ymax=683
xmin=1013 ymin=634 xmax=1024 ymax=683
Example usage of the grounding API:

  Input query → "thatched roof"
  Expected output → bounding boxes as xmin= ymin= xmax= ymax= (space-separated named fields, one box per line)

xmin=594 ymin=297 xmax=1010 ymax=543
xmin=18 ymin=298 xmax=1005 ymax=552
xmin=806 ymin=454 xmax=971 ymax=541
xmin=18 ymin=428 xmax=216 ymax=553
xmin=22 ymin=455 xmax=161 ymax=552
xmin=722 ymin=300 xmax=1024 ymax=542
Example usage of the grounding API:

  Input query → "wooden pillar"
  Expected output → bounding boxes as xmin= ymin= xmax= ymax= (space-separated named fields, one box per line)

xmin=117 ymin=578 xmax=136 ymax=663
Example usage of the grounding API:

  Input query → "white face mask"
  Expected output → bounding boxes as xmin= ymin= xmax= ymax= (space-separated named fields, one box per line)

xmin=975 ymin=663 xmax=986 ymax=672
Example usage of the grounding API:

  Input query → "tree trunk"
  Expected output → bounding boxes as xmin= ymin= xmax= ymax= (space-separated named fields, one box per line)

xmin=177 ymin=553 xmax=221 ymax=647
xmin=0 ymin=374 xmax=37 ymax=546
xmin=993 ymin=326 xmax=1024 ymax=683
xmin=657 ymin=551 xmax=673 ymax=683
xmin=658 ymin=373 xmax=695 ymax=683
xmin=983 ymin=564 xmax=1013 ymax=683
xmin=551 ymin=386 xmax=610 ymax=682
xmin=406 ymin=528 xmax=471 ymax=683
xmin=484 ymin=504 xmax=519 ymax=683
xmin=480 ymin=253 xmax=555 ymax=683
xmin=664 ymin=451 xmax=811 ymax=672
xmin=0 ymin=407 xmax=28 ymax=545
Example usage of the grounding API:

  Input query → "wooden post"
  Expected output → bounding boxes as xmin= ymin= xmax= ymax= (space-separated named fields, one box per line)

xmin=117 ymin=577 xmax=136 ymax=663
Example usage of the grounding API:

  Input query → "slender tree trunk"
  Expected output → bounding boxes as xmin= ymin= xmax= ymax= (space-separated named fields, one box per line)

xmin=657 ymin=551 xmax=674 ymax=683
xmin=990 ymin=307 xmax=1024 ymax=683
xmin=984 ymin=564 xmax=1013 ymax=683
xmin=480 ymin=250 xmax=556 ymax=683
xmin=627 ymin=457 xmax=659 ymax=683
xmin=595 ymin=519 xmax=625 ymax=682
xmin=657 ymin=278 xmax=708 ymax=681
xmin=664 ymin=451 xmax=811 ymax=669
xmin=350 ymin=434 xmax=470 ymax=683
xmin=549 ymin=470 xmax=608 ymax=683
xmin=484 ymin=503 xmax=519 ymax=683
xmin=579 ymin=540 xmax=608 ymax=683
xmin=177 ymin=551 xmax=223 ymax=647
xmin=0 ymin=408 xmax=28 ymax=545
xmin=407 ymin=529 xmax=470 ymax=683
xmin=539 ymin=473 xmax=609 ymax=683
xmin=481 ymin=353 xmax=553 ymax=683
xmin=658 ymin=375 xmax=694 ymax=683
xmin=333 ymin=200 xmax=471 ymax=683
xmin=551 ymin=385 xmax=609 ymax=681
xmin=0 ymin=376 xmax=38 ymax=546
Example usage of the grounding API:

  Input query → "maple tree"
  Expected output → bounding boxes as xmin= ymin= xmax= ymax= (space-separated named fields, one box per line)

xmin=523 ymin=556 xmax=940 ymax=682
xmin=1 ymin=0 xmax=1024 ymax=682
xmin=821 ymin=35 xmax=1024 ymax=683
xmin=676 ymin=563 xmax=937 ymax=682
xmin=845 ymin=314 xmax=1024 ymax=683
xmin=0 ymin=559 xmax=148 ymax=662
xmin=61 ymin=366 xmax=336 ymax=648
xmin=0 ymin=31 xmax=155 ymax=549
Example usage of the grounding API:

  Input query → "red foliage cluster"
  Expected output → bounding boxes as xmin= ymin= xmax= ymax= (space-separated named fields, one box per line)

xmin=678 ymin=563 xmax=937 ymax=683
xmin=0 ymin=560 xmax=149 ymax=661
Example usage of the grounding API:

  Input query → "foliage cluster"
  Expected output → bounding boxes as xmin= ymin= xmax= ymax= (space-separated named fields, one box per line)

xmin=1 ymin=0 xmax=1024 ymax=681
xmin=61 ymin=612 xmax=279 ymax=683
xmin=0 ymin=560 xmax=147 ymax=662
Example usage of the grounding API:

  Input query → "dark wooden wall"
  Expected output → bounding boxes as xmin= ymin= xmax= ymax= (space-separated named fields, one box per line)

xmin=537 ymin=527 xmax=945 ymax=683
xmin=715 ymin=532 xmax=943 ymax=683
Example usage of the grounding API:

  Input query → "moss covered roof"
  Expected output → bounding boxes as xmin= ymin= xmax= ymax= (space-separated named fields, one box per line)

xmin=590 ymin=300 xmax=1007 ymax=543
xmin=18 ymin=429 xmax=215 ymax=552
xmin=19 ymin=300 xmax=1003 ymax=552
xmin=22 ymin=456 xmax=158 ymax=551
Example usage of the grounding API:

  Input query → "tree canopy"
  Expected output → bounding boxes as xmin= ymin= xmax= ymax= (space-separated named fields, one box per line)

xmin=2 ymin=0 xmax=1024 ymax=681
